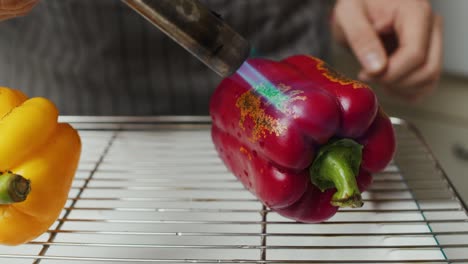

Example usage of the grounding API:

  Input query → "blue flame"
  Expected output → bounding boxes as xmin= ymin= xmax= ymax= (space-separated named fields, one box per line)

xmin=236 ymin=61 xmax=272 ymax=88
xmin=236 ymin=61 xmax=290 ymax=110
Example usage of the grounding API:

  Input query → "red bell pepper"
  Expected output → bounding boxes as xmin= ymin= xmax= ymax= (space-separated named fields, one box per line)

xmin=209 ymin=55 xmax=396 ymax=223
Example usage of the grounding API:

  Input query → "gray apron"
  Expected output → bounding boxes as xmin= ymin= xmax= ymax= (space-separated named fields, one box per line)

xmin=0 ymin=0 xmax=331 ymax=115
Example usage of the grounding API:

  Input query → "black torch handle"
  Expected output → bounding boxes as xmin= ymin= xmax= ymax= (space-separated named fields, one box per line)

xmin=122 ymin=0 xmax=251 ymax=77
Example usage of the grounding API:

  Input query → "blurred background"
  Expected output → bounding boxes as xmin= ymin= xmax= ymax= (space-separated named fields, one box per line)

xmin=332 ymin=0 xmax=468 ymax=205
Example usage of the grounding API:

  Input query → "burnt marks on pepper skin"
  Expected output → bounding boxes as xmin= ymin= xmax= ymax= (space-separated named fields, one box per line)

xmin=236 ymin=89 xmax=286 ymax=142
xmin=309 ymin=56 xmax=369 ymax=89
xmin=235 ymin=82 xmax=307 ymax=142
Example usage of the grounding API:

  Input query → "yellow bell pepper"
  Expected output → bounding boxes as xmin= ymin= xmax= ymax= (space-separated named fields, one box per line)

xmin=0 ymin=87 xmax=81 ymax=246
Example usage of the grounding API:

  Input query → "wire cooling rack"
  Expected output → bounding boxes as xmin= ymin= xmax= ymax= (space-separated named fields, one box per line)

xmin=0 ymin=116 xmax=467 ymax=264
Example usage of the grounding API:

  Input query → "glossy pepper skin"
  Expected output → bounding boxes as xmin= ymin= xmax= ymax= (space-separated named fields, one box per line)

xmin=209 ymin=55 xmax=395 ymax=223
xmin=0 ymin=87 xmax=81 ymax=245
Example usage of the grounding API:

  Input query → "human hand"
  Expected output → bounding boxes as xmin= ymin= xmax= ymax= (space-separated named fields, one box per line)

xmin=0 ymin=0 xmax=38 ymax=21
xmin=331 ymin=0 xmax=443 ymax=102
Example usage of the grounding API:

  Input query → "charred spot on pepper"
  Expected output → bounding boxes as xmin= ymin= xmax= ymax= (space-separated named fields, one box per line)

xmin=235 ymin=82 xmax=308 ymax=142
xmin=235 ymin=89 xmax=286 ymax=142
xmin=252 ymin=83 xmax=306 ymax=114
xmin=309 ymin=56 xmax=368 ymax=89
xmin=239 ymin=146 xmax=252 ymax=160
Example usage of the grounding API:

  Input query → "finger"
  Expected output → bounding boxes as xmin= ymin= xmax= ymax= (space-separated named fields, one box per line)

xmin=390 ymin=15 xmax=443 ymax=90
xmin=16 ymin=0 xmax=36 ymax=14
xmin=0 ymin=0 xmax=36 ymax=18
xmin=380 ymin=1 xmax=433 ymax=83
xmin=361 ymin=14 xmax=443 ymax=93
xmin=0 ymin=0 xmax=37 ymax=10
xmin=332 ymin=0 xmax=387 ymax=74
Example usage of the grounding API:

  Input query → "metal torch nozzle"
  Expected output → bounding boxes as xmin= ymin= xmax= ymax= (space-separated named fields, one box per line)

xmin=123 ymin=0 xmax=251 ymax=77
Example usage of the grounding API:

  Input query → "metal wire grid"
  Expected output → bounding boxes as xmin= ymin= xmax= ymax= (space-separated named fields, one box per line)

xmin=0 ymin=117 xmax=467 ymax=264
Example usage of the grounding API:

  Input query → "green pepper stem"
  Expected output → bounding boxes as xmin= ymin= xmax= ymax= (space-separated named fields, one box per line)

xmin=309 ymin=139 xmax=363 ymax=208
xmin=0 ymin=171 xmax=31 ymax=204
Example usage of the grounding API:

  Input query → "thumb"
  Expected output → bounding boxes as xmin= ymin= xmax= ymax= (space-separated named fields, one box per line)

xmin=332 ymin=1 xmax=387 ymax=75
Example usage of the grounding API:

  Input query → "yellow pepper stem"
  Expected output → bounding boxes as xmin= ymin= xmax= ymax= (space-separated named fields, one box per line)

xmin=0 ymin=171 xmax=31 ymax=204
